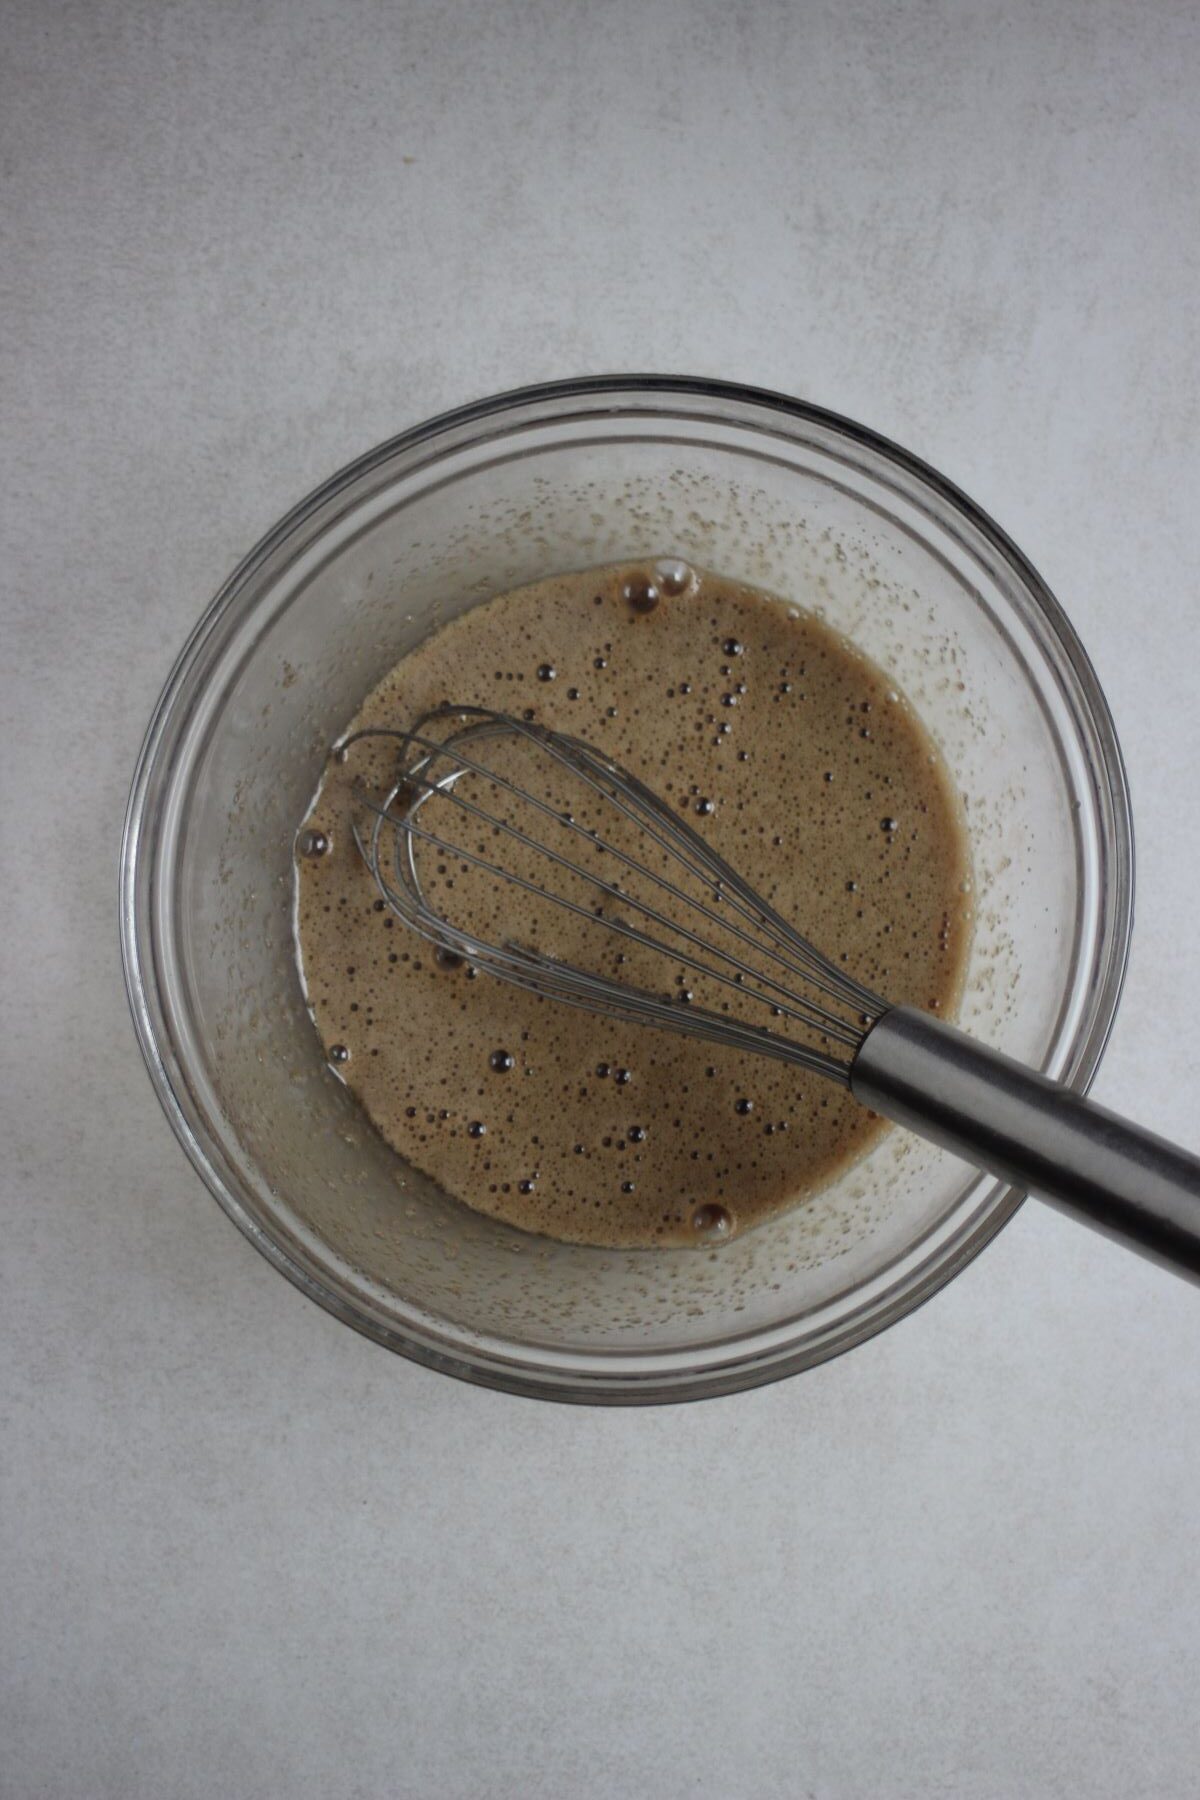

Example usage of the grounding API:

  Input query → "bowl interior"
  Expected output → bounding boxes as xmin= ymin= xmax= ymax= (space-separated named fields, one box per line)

xmin=125 ymin=385 xmax=1129 ymax=1399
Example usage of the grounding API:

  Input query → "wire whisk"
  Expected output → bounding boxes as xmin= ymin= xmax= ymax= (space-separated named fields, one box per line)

xmin=342 ymin=703 xmax=1200 ymax=1284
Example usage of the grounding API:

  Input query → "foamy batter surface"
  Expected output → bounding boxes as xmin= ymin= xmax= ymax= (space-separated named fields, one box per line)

xmin=296 ymin=563 xmax=971 ymax=1248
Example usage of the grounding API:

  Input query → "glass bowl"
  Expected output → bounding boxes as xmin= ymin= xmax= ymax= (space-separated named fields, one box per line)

xmin=120 ymin=377 xmax=1132 ymax=1402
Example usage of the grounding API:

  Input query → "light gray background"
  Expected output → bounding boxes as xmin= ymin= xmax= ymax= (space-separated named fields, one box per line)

xmin=4 ymin=3 xmax=1199 ymax=1796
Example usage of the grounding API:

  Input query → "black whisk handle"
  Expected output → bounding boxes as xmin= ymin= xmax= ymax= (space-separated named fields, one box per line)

xmin=851 ymin=1006 xmax=1200 ymax=1284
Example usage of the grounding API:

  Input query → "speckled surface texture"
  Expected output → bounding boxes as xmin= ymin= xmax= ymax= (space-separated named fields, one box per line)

xmin=4 ymin=3 xmax=1199 ymax=1796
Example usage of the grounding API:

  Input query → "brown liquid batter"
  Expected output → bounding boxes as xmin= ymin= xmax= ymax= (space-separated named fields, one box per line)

xmin=296 ymin=562 xmax=971 ymax=1248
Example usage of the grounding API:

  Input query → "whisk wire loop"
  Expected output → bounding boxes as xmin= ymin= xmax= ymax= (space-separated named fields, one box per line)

xmin=347 ymin=706 xmax=886 ymax=1083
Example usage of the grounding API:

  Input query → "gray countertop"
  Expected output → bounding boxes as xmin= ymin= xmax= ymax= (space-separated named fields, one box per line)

xmin=5 ymin=3 xmax=1199 ymax=1795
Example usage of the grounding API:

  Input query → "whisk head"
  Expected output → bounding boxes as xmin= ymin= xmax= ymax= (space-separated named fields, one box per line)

xmin=346 ymin=704 xmax=886 ymax=1084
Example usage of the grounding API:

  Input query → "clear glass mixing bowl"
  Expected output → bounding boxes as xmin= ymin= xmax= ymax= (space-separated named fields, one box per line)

xmin=121 ymin=377 xmax=1133 ymax=1402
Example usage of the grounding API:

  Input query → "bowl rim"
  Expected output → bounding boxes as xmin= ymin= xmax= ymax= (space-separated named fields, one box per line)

xmin=120 ymin=373 xmax=1134 ymax=1403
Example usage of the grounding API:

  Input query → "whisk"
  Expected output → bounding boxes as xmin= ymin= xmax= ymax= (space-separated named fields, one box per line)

xmin=347 ymin=703 xmax=1200 ymax=1281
